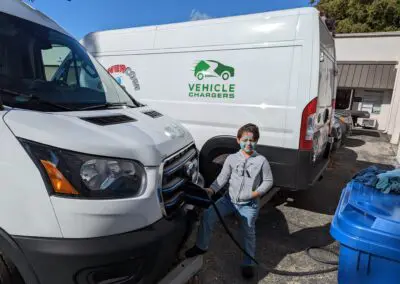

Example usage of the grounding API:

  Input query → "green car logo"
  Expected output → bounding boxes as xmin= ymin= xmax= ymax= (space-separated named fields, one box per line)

xmin=194 ymin=60 xmax=235 ymax=81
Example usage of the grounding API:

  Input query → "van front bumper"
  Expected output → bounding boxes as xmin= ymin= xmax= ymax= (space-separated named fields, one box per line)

xmin=13 ymin=212 xmax=193 ymax=284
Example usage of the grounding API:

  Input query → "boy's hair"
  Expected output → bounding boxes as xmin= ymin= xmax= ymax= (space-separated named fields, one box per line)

xmin=237 ymin=123 xmax=260 ymax=141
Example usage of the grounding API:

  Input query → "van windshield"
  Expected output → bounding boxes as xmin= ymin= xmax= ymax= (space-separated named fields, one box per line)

xmin=0 ymin=12 xmax=139 ymax=111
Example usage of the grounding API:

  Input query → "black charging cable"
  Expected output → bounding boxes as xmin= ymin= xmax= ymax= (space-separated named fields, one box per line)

xmin=207 ymin=194 xmax=339 ymax=276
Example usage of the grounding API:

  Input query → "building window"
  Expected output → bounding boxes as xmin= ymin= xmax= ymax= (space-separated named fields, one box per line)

xmin=372 ymin=105 xmax=381 ymax=114
xmin=336 ymin=88 xmax=353 ymax=109
xmin=361 ymin=94 xmax=382 ymax=115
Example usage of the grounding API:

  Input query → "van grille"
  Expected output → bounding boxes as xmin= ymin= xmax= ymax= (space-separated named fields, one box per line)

xmin=160 ymin=145 xmax=198 ymax=216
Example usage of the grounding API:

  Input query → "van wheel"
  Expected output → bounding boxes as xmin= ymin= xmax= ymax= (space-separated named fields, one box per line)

xmin=200 ymin=150 xmax=235 ymax=187
xmin=0 ymin=254 xmax=24 ymax=284
xmin=197 ymin=73 xmax=204 ymax=80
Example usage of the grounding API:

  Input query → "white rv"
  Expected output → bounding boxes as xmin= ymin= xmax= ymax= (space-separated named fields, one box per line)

xmin=0 ymin=1 xmax=202 ymax=283
xmin=82 ymin=7 xmax=337 ymax=191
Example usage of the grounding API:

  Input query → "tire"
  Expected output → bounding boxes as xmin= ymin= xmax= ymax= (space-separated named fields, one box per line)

xmin=197 ymin=73 xmax=204 ymax=80
xmin=200 ymin=151 xmax=223 ymax=188
xmin=0 ymin=254 xmax=24 ymax=284
xmin=200 ymin=150 xmax=235 ymax=187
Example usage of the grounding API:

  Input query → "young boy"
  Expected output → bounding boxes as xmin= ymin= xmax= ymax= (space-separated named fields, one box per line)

xmin=185 ymin=123 xmax=274 ymax=279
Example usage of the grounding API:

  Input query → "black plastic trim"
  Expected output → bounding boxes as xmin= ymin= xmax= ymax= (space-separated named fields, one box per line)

xmin=142 ymin=110 xmax=163 ymax=118
xmin=80 ymin=115 xmax=136 ymax=126
xmin=0 ymin=228 xmax=39 ymax=284
xmin=12 ymin=212 xmax=192 ymax=284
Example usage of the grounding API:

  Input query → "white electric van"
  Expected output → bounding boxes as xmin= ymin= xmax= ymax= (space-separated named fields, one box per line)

xmin=0 ymin=1 xmax=201 ymax=283
xmin=82 ymin=7 xmax=337 ymax=191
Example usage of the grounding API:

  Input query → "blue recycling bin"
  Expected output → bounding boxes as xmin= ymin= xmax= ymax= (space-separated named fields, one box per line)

xmin=330 ymin=181 xmax=400 ymax=284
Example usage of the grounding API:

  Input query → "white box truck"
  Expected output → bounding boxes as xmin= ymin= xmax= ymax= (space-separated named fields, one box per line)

xmin=0 ymin=1 xmax=203 ymax=283
xmin=82 ymin=7 xmax=337 ymax=191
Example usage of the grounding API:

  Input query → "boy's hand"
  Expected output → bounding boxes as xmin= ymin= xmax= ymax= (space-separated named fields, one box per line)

xmin=251 ymin=191 xmax=261 ymax=199
xmin=205 ymin=188 xmax=215 ymax=198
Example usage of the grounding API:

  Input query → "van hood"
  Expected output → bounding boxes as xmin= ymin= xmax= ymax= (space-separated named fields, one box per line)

xmin=3 ymin=107 xmax=193 ymax=166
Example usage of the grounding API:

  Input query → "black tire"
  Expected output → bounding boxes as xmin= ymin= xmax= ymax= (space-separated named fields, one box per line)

xmin=0 ymin=254 xmax=24 ymax=284
xmin=200 ymin=150 xmax=224 ymax=188
xmin=200 ymin=150 xmax=236 ymax=187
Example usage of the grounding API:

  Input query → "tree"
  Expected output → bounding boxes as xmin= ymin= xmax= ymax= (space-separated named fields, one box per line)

xmin=310 ymin=0 xmax=400 ymax=33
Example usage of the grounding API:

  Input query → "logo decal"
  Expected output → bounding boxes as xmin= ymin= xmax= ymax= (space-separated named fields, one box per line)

xmin=108 ymin=64 xmax=140 ymax=91
xmin=189 ymin=60 xmax=235 ymax=99
xmin=194 ymin=60 xmax=235 ymax=81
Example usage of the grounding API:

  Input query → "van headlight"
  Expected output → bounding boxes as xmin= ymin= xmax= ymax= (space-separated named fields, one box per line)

xmin=19 ymin=139 xmax=147 ymax=199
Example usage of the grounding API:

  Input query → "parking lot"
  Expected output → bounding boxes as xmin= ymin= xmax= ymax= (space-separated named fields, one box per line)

xmin=189 ymin=129 xmax=397 ymax=283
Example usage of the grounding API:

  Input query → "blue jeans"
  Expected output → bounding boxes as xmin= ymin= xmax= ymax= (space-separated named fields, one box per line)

xmin=196 ymin=195 xmax=260 ymax=266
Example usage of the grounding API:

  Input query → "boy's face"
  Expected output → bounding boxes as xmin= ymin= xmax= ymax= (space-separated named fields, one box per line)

xmin=237 ymin=131 xmax=258 ymax=154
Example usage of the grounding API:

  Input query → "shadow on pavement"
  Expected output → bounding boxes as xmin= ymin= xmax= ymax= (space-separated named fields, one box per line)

xmin=344 ymin=138 xmax=366 ymax=148
xmin=253 ymin=208 xmax=333 ymax=282
xmin=199 ymin=206 xmax=334 ymax=283
xmin=351 ymin=129 xmax=381 ymax=137
xmin=276 ymin=147 xmax=395 ymax=216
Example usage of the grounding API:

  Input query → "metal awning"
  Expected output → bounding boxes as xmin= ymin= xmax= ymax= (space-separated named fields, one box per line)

xmin=338 ymin=62 xmax=397 ymax=90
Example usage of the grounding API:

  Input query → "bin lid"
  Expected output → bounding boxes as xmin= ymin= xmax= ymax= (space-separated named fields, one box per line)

xmin=331 ymin=181 xmax=400 ymax=262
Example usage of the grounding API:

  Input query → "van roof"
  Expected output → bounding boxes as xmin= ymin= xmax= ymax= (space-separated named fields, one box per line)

xmin=83 ymin=7 xmax=320 ymax=54
xmin=88 ymin=7 xmax=318 ymax=36
xmin=1 ymin=0 xmax=70 ymax=36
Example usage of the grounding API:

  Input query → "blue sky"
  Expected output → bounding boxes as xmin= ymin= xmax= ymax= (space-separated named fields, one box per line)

xmin=27 ymin=0 xmax=311 ymax=40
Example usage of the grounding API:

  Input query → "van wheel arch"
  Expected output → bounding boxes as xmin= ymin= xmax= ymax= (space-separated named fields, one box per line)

xmin=0 ymin=228 xmax=38 ymax=284
xmin=199 ymin=136 xmax=238 ymax=187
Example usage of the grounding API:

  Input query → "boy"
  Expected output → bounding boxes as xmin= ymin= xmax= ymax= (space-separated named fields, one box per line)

xmin=185 ymin=123 xmax=274 ymax=279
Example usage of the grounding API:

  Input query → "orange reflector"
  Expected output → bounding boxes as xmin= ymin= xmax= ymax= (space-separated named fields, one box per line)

xmin=40 ymin=160 xmax=79 ymax=195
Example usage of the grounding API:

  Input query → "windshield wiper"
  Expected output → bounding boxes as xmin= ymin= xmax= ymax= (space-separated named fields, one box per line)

xmin=0 ymin=88 xmax=73 ymax=111
xmin=79 ymin=102 xmax=132 ymax=111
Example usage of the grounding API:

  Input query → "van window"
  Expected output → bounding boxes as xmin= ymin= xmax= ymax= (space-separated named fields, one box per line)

xmin=41 ymin=45 xmax=70 ymax=80
xmin=336 ymin=89 xmax=352 ymax=109
xmin=0 ymin=12 xmax=138 ymax=111
xmin=41 ymin=44 xmax=104 ymax=93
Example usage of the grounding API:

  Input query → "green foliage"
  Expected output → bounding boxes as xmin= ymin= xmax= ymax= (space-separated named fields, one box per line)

xmin=311 ymin=0 xmax=400 ymax=33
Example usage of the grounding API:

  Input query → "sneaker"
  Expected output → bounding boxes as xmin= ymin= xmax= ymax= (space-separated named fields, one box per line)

xmin=241 ymin=266 xmax=255 ymax=279
xmin=185 ymin=246 xmax=207 ymax=258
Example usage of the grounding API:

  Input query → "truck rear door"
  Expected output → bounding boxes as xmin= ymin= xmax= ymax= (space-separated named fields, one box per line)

xmin=313 ymin=49 xmax=335 ymax=161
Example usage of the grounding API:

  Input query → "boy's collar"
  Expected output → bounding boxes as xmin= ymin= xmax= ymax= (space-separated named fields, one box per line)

xmin=239 ymin=150 xmax=258 ymax=159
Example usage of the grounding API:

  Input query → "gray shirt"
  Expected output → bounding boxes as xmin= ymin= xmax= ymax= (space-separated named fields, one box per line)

xmin=210 ymin=150 xmax=274 ymax=204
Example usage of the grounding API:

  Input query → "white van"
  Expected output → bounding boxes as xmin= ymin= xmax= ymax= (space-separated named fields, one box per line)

xmin=0 ymin=1 xmax=202 ymax=283
xmin=82 ymin=7 xmax=337 ymax=191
